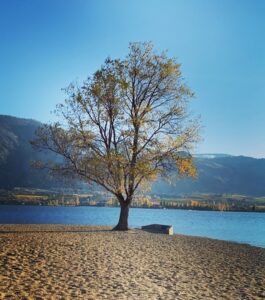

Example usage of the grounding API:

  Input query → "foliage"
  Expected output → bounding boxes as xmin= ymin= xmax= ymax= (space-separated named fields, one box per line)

xmin=32 ymin=42 xmax=199 ymax=211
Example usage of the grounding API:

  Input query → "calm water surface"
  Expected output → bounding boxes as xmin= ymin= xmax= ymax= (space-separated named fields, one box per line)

xmin=1 ymin=205 xmax=265 ymax=248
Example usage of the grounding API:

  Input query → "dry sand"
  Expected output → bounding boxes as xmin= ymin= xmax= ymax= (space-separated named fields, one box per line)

xmin=0 ymin=225 xmax=264 ymax=300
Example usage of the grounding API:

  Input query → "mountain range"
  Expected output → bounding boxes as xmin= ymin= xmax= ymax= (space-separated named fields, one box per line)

xmin=152 ymin=154 xmax=265 ymax=196
xmin=0 ymin=115 xmax=265 ymax=196
xmin=0 ymin=115 xmax=62 ymax=189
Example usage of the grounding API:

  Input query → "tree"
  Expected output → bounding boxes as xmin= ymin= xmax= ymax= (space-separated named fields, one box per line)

xmin=32 ymin=42 xmax=200 ymax=230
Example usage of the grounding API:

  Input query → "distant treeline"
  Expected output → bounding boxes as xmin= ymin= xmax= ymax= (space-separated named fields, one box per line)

xmin=1 ymin=188 xmax=265 ymax=212
xmin=159 ymin=200 xmax=263 ymax=212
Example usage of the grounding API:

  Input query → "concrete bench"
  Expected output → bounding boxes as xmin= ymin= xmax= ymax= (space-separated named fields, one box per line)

xmin=141 ymin=224 xmax=174 ymax=235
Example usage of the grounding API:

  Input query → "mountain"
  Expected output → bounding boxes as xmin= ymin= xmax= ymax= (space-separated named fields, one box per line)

xmin=153 ymin=155 xmax=265 ymax=196
xmin=0 ymin=115 xmax=63 ymax=189
xmin=0 ymin=115 xmax=265 ymax=196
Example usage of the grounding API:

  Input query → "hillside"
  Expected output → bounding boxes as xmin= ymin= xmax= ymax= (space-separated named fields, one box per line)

xmin=0 ymin=115 xmax=265 ymax=196
xmin=0 ymin=115 xmax=62 ymax=189
xmin=153 ymin=155 xmax=265 ymax=196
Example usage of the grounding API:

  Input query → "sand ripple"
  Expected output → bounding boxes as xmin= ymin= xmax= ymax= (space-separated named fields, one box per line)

xmin=0 ymin=225 xmax=265 ymax=299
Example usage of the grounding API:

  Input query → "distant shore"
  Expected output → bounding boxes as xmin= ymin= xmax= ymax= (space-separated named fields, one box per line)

xmin=0 ymin=225 xmax=265 ymax=299
xmin=1 ymin=202 xmax=265 ymax=213
xmin=2 ymin=187 xmax=265 ymax=212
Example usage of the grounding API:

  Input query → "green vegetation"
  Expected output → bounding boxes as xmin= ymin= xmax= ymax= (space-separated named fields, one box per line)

xmin=1 ymin=188 xmax=265 ymax=212
xmin=158 ymin=193 xmax=265 ymax=212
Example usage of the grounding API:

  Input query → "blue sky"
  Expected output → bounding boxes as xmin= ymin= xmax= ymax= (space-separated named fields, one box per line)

xmin=0 ymin=0 xmax=264 ymax=157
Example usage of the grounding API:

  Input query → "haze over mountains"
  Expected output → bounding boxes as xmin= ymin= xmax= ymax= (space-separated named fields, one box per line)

xmin=152 ymin=154 xmax=265 ymax=197
xmin=0 ymin=115 xmax=62 ymax=189
xmin=0 ymin=115 xmax=265 ymax=196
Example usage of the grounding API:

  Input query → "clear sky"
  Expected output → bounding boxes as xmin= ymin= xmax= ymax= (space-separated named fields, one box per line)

xmin=0 ymin=0 xmax=264 ymax=157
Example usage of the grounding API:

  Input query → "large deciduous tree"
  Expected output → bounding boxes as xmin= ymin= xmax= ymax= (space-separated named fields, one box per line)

xmin=32 ymin=42 xmax=200 ymax=230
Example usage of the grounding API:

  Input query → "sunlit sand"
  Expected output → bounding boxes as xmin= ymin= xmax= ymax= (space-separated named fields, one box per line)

xmin=0 ymin=225 xmax=264 ymax=299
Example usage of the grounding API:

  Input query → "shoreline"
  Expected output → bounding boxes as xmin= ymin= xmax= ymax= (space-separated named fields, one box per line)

xmin=0 ymin=223 xmax=265 ymax=250
xmin=1 ymin=202 xmax=265 ymax=213
xmin=0 ymin=224 xmax=265 ymax=299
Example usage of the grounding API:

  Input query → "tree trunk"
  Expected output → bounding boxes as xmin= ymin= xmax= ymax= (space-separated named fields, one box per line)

xmin=113 ymin=203 xmax=129 ymax=231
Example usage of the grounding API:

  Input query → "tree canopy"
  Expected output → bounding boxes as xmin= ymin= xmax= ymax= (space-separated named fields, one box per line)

xmin=32 ymin=42 xmax=200 ymax=230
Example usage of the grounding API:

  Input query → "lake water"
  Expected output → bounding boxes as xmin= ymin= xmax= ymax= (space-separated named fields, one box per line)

xmin=1 ymin=205 xmax=265 ymax=248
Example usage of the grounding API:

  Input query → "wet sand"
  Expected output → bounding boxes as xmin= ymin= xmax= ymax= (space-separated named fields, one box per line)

xmin=0 ymin=224 xmax=264 ymax=300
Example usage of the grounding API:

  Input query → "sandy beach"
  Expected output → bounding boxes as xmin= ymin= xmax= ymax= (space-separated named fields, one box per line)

xmin=0 ymin=225 xmax=264 ymax=299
